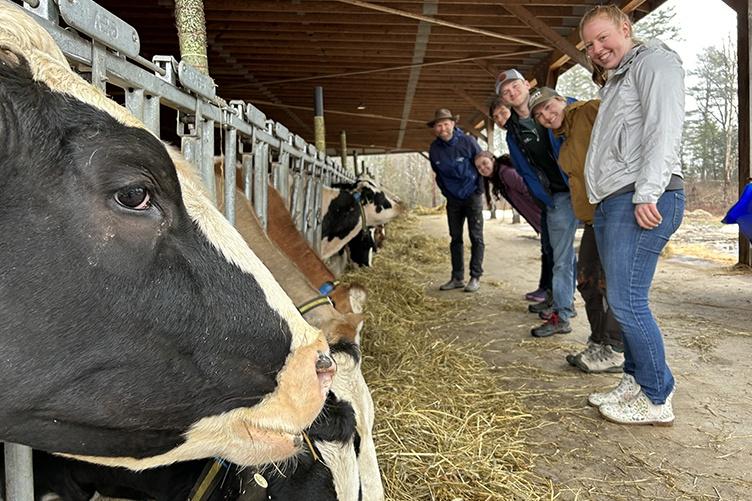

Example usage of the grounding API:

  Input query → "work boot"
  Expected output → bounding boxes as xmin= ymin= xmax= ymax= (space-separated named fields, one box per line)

xmin=598 ymin=389 xmax=675 ymax=426
xmin=566 ymin=340 xmax=601 ymax=367
xmin=530 ymin=312 xmax=572 ymax=337
xmin=524 ymin=287 xmax=546 ymax=302
xmin=439 ymin=278 xmax=465 ymax=291
xmin=539 ymin=305 xmax=577 ymax=320
xmin=528 ymin=291 xmax=553 ymax=314
xmin=587 ymin=373 xmax=641 ymax=407
xmin=464 ymin=277 xmax=480 ymax=292
xmin=575 ymin=344 xmax=624 ymax=374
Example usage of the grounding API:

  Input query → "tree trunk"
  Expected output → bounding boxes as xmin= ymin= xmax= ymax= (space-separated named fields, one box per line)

xmin=175 ymin=0 xmax=209 ymax=75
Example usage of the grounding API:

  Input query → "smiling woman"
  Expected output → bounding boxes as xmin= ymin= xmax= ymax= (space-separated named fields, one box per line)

xmin=579 ymin=4 xmax=686 ymax=426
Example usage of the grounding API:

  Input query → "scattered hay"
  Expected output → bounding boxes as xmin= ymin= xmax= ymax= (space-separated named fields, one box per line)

xmin=684 ymin=209 xmax=716 ymax=220
xmin=414 ymin=204 xmax=446 ymax=216
xmin=346 ymin=214 xmax=556 ymax=500
xmin=664 ymin=243 xmax=736 ymax=265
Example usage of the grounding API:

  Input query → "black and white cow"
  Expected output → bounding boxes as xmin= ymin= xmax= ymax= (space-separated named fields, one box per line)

xmin=346 ymin=228 xmax=377 ymax=268
xmin=320 ymin=178 xmax=403 ymax=259
xmin=0 ymin=4 xmax=334 ymax=470
xmin=0 ymin=391 xmax=358 ymax=501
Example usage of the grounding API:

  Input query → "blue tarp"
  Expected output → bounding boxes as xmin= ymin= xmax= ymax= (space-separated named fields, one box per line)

xmin=722 ymin=182 xmax=752 ymax=241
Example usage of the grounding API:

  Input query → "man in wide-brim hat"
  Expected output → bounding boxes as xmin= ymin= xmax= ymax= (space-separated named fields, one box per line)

xmin=426 ymin=107 xmax=485 ymax=293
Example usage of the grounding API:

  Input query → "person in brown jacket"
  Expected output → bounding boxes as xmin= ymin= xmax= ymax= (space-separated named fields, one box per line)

xmin=529 ymin=87 xmax=624 ymax=373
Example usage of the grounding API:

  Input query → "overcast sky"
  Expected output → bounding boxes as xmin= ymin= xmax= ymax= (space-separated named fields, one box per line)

xmin=651 ymin=0 xmax=737 ymax=69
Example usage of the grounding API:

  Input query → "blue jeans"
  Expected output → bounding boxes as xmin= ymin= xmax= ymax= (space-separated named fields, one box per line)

xmin=594 ymin=190 xmax=685 ymax=404
xmin=546 ymin=192 xmax=578 ymax=321
xmin=538 ymin=207 xmax=554 ymax=291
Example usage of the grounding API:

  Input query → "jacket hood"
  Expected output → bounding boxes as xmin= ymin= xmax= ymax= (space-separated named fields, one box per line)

xmin=612 ymin=38 xmax=682 ymax=77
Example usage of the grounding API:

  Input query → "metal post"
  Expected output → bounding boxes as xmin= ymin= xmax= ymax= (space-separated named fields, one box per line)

xmin=199 ymin=113 xmax=216 ymax=204
xmin=353 ymin=150 xmax=359 ymax=177
xmin=276 ymin=149 xmax=290 ymax=203
xmin=291 ymin=157 xmax=305 ymax=231
xmin=340 ymin=130 xmax=347 ymax=173
xmin=126 ymin=88 xmax=146 ymax=122
xmin=143 ymin=95 xmax=161 ymax=135
xmin=314 ymin=86 xmax=325 ymax=153
xmin=24 ymin=0 xmax=59 ymax=23
xmin=303 ymin=161 xmax=316 ymax=241
xmin=91 ymin=41 xmax=107 ymax=93
xmin=242 ymin=152 xmax=253 ymax=202
xmin=4 ymin=443 xmax=34 ymax=501
xmin=253 ymin=141 xmax=268 ymax=230
xmin=223 ymin=124 xmax=238 ymax=225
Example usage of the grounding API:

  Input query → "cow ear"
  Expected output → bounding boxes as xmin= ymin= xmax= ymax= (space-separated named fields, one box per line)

xmin=344 ymin=313 xmax=364 ymax=330
xmin=0 ymin=47 xmax=24 ymax=68
xmin=347 ymin=284 xmax=368 ymax=314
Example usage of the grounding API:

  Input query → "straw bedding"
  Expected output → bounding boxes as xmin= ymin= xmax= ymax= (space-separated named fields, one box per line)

xmin=345 ymin=215 xmax=556 ymax=500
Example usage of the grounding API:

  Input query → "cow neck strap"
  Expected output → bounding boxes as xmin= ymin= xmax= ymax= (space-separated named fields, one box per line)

xmin=297 ymin=295 xmax=332 ymax=315
xmin=318 ymin=280 xmax=341 ymax=296
xmin=189 ymin=459 xmax=267 ymax=501
xmin=302 ymin=431 xmax=321 ymax=462
xmin=188 ymin=458 xmax=225 ymax=501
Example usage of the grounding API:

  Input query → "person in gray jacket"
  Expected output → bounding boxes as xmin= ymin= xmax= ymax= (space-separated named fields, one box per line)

xmin=580 ymin=5 xmax=685 ymax=426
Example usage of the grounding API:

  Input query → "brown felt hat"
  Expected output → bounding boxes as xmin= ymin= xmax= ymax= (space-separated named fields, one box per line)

xmin=426 ymin=108 xmax=458 ymax=128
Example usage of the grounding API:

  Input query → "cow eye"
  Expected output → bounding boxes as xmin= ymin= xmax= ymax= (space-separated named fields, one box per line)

xmin=115 ymin=186 xmax=151 ymax=210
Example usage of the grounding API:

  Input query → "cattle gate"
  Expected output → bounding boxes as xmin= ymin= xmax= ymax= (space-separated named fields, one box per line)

xmin=2 ymin=0 xmax=356 ymax=498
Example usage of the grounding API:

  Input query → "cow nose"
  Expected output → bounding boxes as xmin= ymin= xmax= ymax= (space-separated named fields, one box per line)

xmin=315 ymin=351 xmax=334 ymax=372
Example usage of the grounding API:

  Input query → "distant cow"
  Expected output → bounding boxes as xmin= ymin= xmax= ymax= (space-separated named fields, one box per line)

xmin=347 ymin=228 xmax=377 ymax=268
xmin=0 ymin=5 xmax=333 ymax=470
xmin=266 ymin=184 xmax=367 ymax=314
xmin=320 ymin=178 xmax=404 ymax=259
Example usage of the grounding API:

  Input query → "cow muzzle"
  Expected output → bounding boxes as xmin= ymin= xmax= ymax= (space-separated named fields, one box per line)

xmin=315 ymin=350 xmax=337 ymax=397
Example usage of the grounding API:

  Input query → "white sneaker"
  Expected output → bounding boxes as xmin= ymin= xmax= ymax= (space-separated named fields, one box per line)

xmin=587 ymin=373 xmax=640 ymax=407
xmin=575 ymin=345 xmax=624 ymax=374
xmin=598 ymin=389 xmax=675 ymax=426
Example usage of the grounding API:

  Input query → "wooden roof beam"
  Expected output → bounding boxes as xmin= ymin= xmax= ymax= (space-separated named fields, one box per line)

xmin=528 ymin=0 xmax=648 ymax=83
xmin=503 ymin=3 xmax=591 ymax=71
xmin=453 ymin=87 xmax=489 ymax=117
xmin=332 ymin=0 xmax=551 ymax=49
xmin=249 ymin=100 xmax=425 ymax=124
xmin=243 ymin=48 xmax=547 ymax=87
xmin=396 ymin=0 xmax=436 ymax=149
xmin=208 ymin=36 xmax=311 ymax=134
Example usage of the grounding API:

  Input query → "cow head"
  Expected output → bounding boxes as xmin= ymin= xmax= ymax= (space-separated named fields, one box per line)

xmin=0 ymin=40 xmax=332 ymax=468
xmin=320 ymin=178 xmax=402 ymax=260
xmin=353 ymin=177 xmax=405 ymax=226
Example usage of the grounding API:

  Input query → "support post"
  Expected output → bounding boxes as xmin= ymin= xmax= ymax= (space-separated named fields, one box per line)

xmin=5 ymin=443 xmax=34 ymax=501
xmin=340 ymin=130 xmax=348 ymax=172
xmin=314 ymin=86 xmax=325 ymax=152
xmin=175 ymin=0 xmax=209 ymax=74
xmin=738 ymin=0 xmax=752 ymax=265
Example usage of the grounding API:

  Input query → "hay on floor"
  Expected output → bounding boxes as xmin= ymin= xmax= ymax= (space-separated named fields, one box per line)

xmin=346 ymin=215 xmax=556 ymax=500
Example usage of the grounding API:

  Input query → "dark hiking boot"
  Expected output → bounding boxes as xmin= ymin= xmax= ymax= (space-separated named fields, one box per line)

xmin=531 ymin=312 xmax=572 ymax=337
xmin=464 ymin=277 xmax=480 ymax=292
xmin=439 ymin=278 xmax=465 ymax=291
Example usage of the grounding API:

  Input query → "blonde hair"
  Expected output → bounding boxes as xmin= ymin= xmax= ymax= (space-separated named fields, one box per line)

xmin=579 ymin=4 xmax=633 ymax=40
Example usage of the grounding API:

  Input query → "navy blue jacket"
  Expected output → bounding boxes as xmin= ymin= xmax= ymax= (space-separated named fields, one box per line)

xmin=428 ymin=128 xmax=482 ymax=201
xmin=505 ymin=98 xmax=574 ymax=208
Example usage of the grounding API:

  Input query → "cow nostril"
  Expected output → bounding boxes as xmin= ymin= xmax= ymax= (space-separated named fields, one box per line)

xmin=315 ymin=351 xmax=334 ymax=371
